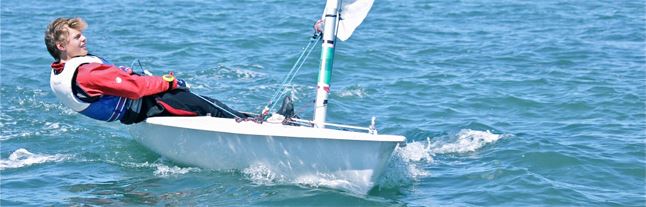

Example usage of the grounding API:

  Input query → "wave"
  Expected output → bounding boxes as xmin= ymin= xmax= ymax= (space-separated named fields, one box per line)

xmin=0 ymin=148 xmax=70 ymax=170
xmin=0 ymin=121 xmax=75 ymax=141
xmin=242 ymin=163 xmax=284 ymax=185
xmin=195 ymin=65 xmax=266 ymax=81
xmin=241 ymin=162 xmax=374 ymax=194
xmin=119 ymin=160 xmax=201 ymax=177
xmin=377 ymin=129 xmax=510 ymax=188
xmin=377 ymin=139 xmax=433 ymax=188
xmin=430 ymin=129 xmax=510 ymax=154
xmin=337 ymin=86 xmax=368 ymax=98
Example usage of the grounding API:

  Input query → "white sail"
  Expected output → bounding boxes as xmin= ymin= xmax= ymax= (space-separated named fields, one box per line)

xmin=328 ymin=0 xmax=374 ymax=41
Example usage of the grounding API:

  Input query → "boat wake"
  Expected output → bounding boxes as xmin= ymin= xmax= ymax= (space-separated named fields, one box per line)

xmin=379 ymin=129 xmax=509 ymax=189
xmin=242 ymin=163 xmax=283 ymax=185
xmin=0 ymin=148 xmax=70 ymax=170
xmin=376 ymin=140 xmax=433 ymax=188
xmin=241 ymin=162 xmax=367 ymax=193
xmin=428 ymin=129 xmax=510 ymax=154
xmin=120 ymin=160 xmax=201 ymax=177
xmin=242 ymin=162 xmax=379 ymax=194
xmin=337 ymin=85 xmax=368 ymax=98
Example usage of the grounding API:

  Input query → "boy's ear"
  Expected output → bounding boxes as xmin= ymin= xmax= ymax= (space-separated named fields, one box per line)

xmin=56 ymin=42 xmax=66 ymax=51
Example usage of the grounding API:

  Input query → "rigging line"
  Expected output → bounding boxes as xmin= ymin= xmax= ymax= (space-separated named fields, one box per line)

xmin=267 ymin=35 xmax=322 ymax=111
xmin=268 ymin=35 xmax=322 ymax=112
xmin=286 ymin=36 xmax=321 ymax=89
xmin=267 ymin=36 xmax=319 ymax=106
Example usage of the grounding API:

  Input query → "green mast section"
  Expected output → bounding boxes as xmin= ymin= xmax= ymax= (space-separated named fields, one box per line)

xmin=318 ymin=47 xmax=335 ymax=85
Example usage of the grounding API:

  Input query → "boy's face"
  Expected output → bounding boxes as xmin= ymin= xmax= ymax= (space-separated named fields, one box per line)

xmin=58 ymin=27 xmax=88 ymax=60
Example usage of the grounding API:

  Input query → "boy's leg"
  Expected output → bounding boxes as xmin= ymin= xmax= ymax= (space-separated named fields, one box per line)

xmin=151 ymin=90 xmax=248 ymax=119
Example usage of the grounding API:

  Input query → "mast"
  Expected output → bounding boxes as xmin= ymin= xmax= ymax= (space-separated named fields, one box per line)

xmin=313 ymin=0 xmax=342 ymax=128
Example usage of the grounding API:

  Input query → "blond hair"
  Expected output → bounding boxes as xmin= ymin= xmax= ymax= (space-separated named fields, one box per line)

xmin=44 ymin=17 xmax=87 ymax=60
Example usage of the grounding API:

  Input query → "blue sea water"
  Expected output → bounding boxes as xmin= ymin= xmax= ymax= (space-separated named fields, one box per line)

xmin=1 ymin=0 xmax=645 ymax=206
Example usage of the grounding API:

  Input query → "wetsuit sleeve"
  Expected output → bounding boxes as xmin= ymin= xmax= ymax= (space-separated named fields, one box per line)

xmin=76 ymin=63 xmax=176 ymax=99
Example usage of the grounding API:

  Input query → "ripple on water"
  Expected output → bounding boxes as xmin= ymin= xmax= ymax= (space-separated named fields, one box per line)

xmin=0 ymin=148 xmax=71 ymax=170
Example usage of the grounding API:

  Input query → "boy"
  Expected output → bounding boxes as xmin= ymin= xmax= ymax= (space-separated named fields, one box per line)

xmin=45 ymin=17 xmax=250 ymax=124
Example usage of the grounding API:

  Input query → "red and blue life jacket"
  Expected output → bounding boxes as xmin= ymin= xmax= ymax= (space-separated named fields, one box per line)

xmin=50 ymin=55 xmax=131 ymax=122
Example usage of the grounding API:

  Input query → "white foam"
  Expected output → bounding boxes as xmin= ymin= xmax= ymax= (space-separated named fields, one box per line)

xmin=216 ymin=67 xmax=265 ymax=80
xmin=377 ymin=129 xmax=508 ymax=188
xmin=153 ymin=165 xmax=197 ymax=176
xmin=397 ymin=139 xmax=434 ymax=163
xmin=377 ymin=139 xmax=433 ymax=188
xmin=338 ymin=87 xmax=367 ymax=98
xmin=241 ymin=163 xmax=374 ymax=194
xmin=0 ymin=122 xmax=72 ymax=141
xmin=242 ymin=163 xmax=284 ymax=185
xmin=430 ymin=129 xmax=508 ymax=154
xmin=44 ymin=122 xmax=63 ymax=130
xmin=234 ymin=68 xmax=264 ymax=80
xmin=15 ymin=94 xmax=75 ymax=115
xmin=0 ymin=132 xmax=35 ymax=141
xmin=121 ymin=161 xmax=200 ymax=177
xmin=294 ymin=173 xmax=368 ymax=194
xmin=0 ymin=148 xmax=70 ymax=170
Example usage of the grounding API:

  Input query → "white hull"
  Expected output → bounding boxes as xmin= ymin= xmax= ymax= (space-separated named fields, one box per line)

xmin=128 ymin=116 xmax=405 ymax=193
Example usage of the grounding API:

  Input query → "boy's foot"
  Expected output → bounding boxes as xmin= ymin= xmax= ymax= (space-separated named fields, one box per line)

xmin=276 ymin=96 xmax=295 ymax=119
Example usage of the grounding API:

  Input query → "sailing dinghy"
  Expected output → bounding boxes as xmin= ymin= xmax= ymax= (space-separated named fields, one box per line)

xmin=129 ymin=0 xmax=406 ymax=194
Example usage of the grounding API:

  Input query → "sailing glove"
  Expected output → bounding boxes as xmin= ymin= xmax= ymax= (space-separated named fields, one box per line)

xmin=176 ymin=79 xmax=189 ymax=90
